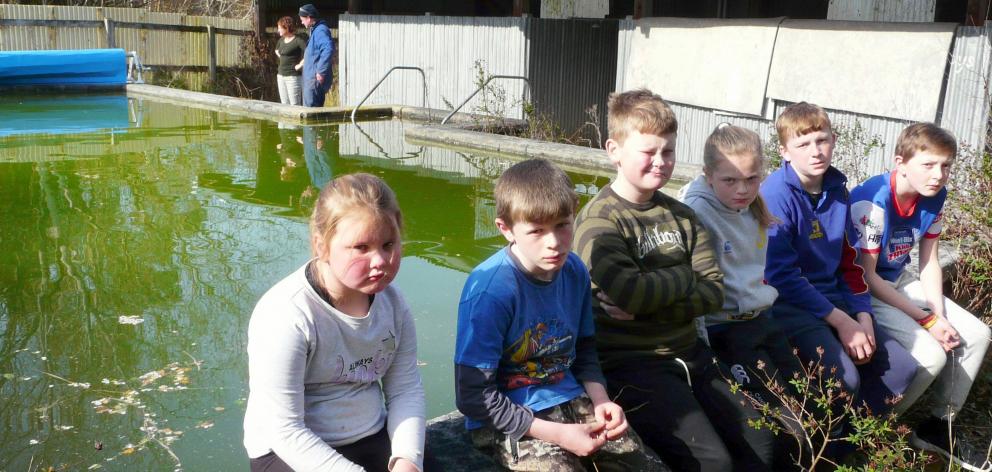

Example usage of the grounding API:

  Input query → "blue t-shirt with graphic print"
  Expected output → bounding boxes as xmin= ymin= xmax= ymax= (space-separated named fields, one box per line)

xmin=454 ymin=247 xmax=593 ymax=430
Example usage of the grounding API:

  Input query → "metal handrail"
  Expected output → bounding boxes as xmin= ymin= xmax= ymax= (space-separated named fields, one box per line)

xmin=126 ymin=51 xmax=147 ymax=84
xmin=350 ymin=66 xmax=427 ymax=123
xmin=441 ymin=75 xmax=531 ymax=125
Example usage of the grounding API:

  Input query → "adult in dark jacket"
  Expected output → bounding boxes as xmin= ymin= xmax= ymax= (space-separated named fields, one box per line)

xmin=298 ymin=4 xmax=333 ymax=107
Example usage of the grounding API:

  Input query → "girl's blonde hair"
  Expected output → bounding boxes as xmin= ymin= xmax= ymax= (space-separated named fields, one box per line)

xmin=703 ymin=124 xmax=776 ymax=228
xmin=309 ymin=173 xmax=403 ymax=257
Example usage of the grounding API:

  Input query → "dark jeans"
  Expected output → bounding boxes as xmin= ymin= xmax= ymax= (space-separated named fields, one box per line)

xmin=707 ymin=314 xmax=817 ymax=470
xmin=605 ymin=342 xmax=776 ymax=472
xmin=249 ymin=427 xmax=441 ymax=472
xmin=707 ymin=314 xmax=805 ymax=410
xmin=769 ymin=303 xmax=919 ymax=416
xmin=303 ymin=75 xmax=331 ymax=107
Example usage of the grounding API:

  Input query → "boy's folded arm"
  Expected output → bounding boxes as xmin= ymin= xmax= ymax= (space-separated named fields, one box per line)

xmin=681 ymin=215 xmax=725 ymax=318
xmin=660 ymin=278 xmax=725 ymax=324
xmin=454 ymin=364 xmax=534 ymax=441
xmin=576 ymin=219 xmax=696 ymax=315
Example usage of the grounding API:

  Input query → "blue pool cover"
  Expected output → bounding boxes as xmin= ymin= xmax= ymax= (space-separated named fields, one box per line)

xmin=0 ymin=49 xmax=127 ymax=87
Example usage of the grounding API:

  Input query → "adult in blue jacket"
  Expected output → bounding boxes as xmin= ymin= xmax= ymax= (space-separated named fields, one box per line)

xmin=298 ymin=4 xmax=333 ymax=107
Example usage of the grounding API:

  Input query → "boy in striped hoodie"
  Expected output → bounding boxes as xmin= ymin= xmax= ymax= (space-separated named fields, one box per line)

xmin=574 ymin=89 xmax=775 ymax=471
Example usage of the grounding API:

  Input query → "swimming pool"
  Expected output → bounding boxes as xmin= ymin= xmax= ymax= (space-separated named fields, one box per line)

xmin=0 ymin=95 xmax=612 ymax=470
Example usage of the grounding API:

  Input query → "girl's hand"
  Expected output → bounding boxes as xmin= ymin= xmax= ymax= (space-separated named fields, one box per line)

xmin=596 ymin=292 xmax=634 ymax=321
xmin=927 ymin=317 xmax=961 ymax=351
xmin=593 ymin=401 xmax=628 ymax=440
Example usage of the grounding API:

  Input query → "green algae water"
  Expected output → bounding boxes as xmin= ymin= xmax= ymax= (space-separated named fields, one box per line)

xmin=0 ymin=95 xmax=612 ymax=471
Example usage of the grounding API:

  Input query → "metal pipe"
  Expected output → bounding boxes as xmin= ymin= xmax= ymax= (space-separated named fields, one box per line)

xmin=440 ymin=75 xmax=531 ymax=125
xmin=350 ymin=66 xmax=427 ymax=122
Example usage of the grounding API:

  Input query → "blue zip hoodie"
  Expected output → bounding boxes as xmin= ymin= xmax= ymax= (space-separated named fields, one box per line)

xmin=303 ymin=19 xmax=333 ymax=86
xmin=761 ymin=162 xmax=872 ymax=318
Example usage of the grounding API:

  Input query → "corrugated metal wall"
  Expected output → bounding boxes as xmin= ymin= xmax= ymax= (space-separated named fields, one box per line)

xmin=827 ymin=0 xmax=936 ymax=22
xmin=528 ymin=18 xmax=617 ymax=136
xmin=0 ymin=5 xmax=251 ymax=89
xmin=667 ymin=101 xmax=774 ymax=169
xmin=616 ymin=19 xmax=990 ymax=179
xmin=615 ymin=17 xmax=634 ymax=94
xmin=339 ymin=14 xmax=529 ymax=119
xmin=940 ymin=24 xmax=992 ymax=153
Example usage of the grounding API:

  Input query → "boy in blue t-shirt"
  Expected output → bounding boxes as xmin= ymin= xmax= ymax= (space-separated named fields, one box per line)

xmin=454 ymin=159 xmax=666 ymax=471
xmin=850 ymin=123 xmax=990 ymax=471
xmin=761 ymin=102 xmax=918 ymax=434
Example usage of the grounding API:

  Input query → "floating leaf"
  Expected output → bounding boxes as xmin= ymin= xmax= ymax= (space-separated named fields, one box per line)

xmin=2 ymin=373 xmax=14 ymax=380
xmin=195 ymin=421 xmax=214 ymax=429
xmin=118 ymin=316 xmax=144 ymax=325
xmin=88 ymin=464 xmax=103 ymax=470
xmin=121 ymin=447 xmax=135 ymax=455
xmin=138 ymin=370 xmax=165 ymax=386
xmin=29 ymin=439 xmax=39 ymax=445
xmin=213 ymin=406 xmax=225 ymax=412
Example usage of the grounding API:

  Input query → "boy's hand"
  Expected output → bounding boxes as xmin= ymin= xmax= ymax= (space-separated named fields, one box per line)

xmin=596 ymin=292 xmax=634 ymax=321
xmin=593 ymin=401 xmax=629 ymax=440
xmin=927 ymin=317 xmax=961 ymax=351
xmin=391 ymin=458 xmax=419 ymax=472
xmin=855 ymin=312 xmax=876 ymax=349
xmin=554 ymin=422 xmax=608 ymax=456
xmin=826 ymin=309 xmax=874 ymax=365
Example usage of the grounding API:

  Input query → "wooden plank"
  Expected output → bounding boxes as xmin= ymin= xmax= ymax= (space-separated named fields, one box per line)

xmin=104 ymin=18 xmax=116 ymax=48
xmin=207 ymin=25 xmax=217 ymax=82
xmin=0 ymin=18 xmax=250 ymax=36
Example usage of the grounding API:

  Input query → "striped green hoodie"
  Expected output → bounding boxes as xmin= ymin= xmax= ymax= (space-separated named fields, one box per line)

xmin=574 ymin=185 xmax=724 ymax=368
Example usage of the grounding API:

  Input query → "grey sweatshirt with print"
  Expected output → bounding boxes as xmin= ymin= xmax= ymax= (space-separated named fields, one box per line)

xmin=679 ymin=175 xmax=779 ymax=326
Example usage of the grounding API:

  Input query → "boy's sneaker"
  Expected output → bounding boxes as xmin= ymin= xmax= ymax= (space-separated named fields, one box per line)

xmin=910 ymin=416 xmax=992 ymax=472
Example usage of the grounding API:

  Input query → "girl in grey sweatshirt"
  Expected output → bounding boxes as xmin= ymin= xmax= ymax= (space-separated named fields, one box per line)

xmin=678 ymin=125 xmax=814 ymax=466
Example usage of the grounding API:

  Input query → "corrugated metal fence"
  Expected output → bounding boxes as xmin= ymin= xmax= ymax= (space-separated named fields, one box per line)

xmin=0 ymin=5 xmax=252 ymax=89
xmin=339 ymin=14 xmax=619 ymax=135
xmin=527 ymin=18 xmax=617 ymax=138
xmin=827 ymin=0 xmax=936 ymax=22
xmin=339 ymin=14 xmax=529 ymax=120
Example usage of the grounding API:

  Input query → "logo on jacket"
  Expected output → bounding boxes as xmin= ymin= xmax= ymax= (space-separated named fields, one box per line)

xmin=723 ymin=241 xmax=733 ymax=254
xmin=809 ymin=219 xmax=824 ymax=239
xmin=636 ymin=225 xmax=685 ymax=258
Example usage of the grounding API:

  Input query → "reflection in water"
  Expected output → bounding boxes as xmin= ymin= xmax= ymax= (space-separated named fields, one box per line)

xmin=0 ymin=94 xmax=129 ymax=137
xmin=0 ymin=97 xmax=612 ymax=471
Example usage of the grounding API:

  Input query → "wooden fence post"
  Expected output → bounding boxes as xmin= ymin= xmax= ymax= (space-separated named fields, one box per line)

xmin=207 ymin=25 xmax=217 ymax=82
xmin=104 ymin=18 xmax=116 ymax=49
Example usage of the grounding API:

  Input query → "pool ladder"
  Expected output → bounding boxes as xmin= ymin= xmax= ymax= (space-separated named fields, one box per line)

xmin=350 ymin=66 xmax=427 ymax=123
xmin=126 ymin=51 xmax=149 ymax=84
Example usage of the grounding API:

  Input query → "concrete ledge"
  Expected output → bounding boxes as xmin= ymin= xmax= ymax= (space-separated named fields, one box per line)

xmin=426 ymin=412 xmax=496 ymax=470
xmin=405 ymin=123 xmax=703 ymax=181
xmin=125 ymin=84 xmax=393 ymax=123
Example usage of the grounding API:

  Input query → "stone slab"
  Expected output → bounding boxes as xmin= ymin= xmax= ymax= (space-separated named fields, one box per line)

xmin=405 ymin=123 xmax=703 ymax=182
xmin=125 ymin=84 xmax=393 ymax=123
